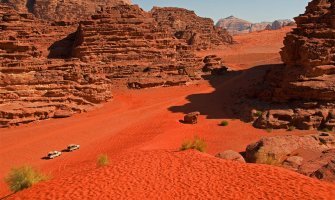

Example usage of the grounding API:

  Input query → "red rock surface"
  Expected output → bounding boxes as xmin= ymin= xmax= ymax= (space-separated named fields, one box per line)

xmin=254 ymin=0 xmax=335 ymax=130
xmin=151 ymin=7 xmax=233 ymax=50
xmin=4 ymin=0 xmax=131 ymax=21
xmin=246 ymin=132 xmax=335 ymax=182
xmin=72 ymin=5 xmax=203 ymax=89
xmin=0 ymin=4 xmax=112 ymax=127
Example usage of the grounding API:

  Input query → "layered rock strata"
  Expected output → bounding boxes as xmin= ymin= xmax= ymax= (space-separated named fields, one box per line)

xmin=2 ymin=0 xmax=132 ymax=21
xmin=0 ymin=4 xmax=112 ymax=127
xmin=151 ymin=7 xmax=233 ymax=50
xmin=254 ymin=0 xmax=335 ymax=130
xmin=72 ymin=5 xmax=203 ymax=89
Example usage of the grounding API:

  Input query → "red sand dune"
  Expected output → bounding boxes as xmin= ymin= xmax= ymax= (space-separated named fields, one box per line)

xmin=8 ymin=150 xmax=335 ymax=200
xmin=1 ymin=27 xmax=333 ymax=199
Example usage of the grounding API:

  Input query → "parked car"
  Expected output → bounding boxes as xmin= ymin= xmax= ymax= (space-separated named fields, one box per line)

xmin=67 ymin=144 xmax=80 ymax=152
xmin=47 ymin=151 xmax=62 ymax=159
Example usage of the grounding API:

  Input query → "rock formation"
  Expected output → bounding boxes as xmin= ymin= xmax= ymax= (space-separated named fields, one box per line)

xmin=2 ymin=0 xmax=131 ymax=21
xmin=245 ymin=132 xmax=335 ymax=182
xmin=0 ymin=3 xmax=112 ymax=127
xmin=72 ymin=5 xmax=204 ymax=89
xmin=1 ymin=3 xmax=232 ymax=127
xmin=254 ymin=0 xmax=335 ymax=130
xmin=202 ymin=55 xmax=232 ymax=75
xmin=216 ymin=16 xmax=294 ymax=35
xmin=151 ymin=7 xmax=233 ymax=50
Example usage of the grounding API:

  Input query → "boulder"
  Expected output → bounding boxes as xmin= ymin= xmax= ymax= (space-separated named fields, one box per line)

xmin=245 ymin=133 xmax=335 ymax=182
xmin=215 ymin=150 xmax=246 ymax=163
xmin=183 ymin=112 xmax=200 ymax=124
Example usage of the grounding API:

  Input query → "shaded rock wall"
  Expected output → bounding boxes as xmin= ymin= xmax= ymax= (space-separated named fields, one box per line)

xmin=254 ymin=0 xmax=335 ymax=130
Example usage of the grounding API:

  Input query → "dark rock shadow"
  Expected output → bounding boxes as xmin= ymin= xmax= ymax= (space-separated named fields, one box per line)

xmin=168 ymin=64 xmax=285 ymax=122
xmin=48 ymin=32 xmax=76 ymax=59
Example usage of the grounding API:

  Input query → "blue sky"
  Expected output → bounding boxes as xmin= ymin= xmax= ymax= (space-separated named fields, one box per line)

xmin=132 ymin=0 xmax=310 ymax=23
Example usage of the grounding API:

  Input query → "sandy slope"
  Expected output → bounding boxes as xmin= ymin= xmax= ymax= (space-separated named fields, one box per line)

xmin=8 ymin=150 xmax=335 ymax=200
xmin=1 ymin=27 xmax=333 ymax=199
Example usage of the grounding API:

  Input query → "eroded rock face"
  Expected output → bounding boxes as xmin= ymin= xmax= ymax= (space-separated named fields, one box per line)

xmin=245 ymin=133 xmax=335 ymax=182
xmin=0 ymin=3 xmax=112 ymax=127
xmin=72 ymin=5 xmax=203 ymax=89
xmin=151 ymin=7 xmax=233 ymax=50
xmin=254 ymin=0 xmax=335 ymax=130
xmin=3 ymin=0 xmax=131 ymax=21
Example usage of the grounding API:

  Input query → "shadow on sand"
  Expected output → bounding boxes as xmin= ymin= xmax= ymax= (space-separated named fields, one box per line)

xmin=168 ymin=64 xmax=285 ymax=122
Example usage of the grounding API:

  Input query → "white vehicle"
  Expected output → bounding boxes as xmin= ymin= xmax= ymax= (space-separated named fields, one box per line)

xmin=67 ymin=144 xmax=80 ymax=152
xmin=47 ymin=151 xmax=62 ymax=159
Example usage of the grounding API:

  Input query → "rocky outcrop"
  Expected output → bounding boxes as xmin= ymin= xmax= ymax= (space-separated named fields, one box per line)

xmin=254 ymin=0 xmax=335 ymax=130
xmin=183 ymin=112 xmax=200 ymax=124
xmin=72 ymin=5 xmax=203 ymax=89
xmin=245 ymin=133 xmax=335 ymax=182
xmin=216 ymin=150 xmax=246 ymax=163
xmin=0 ymin=3 xmax=112 ymax=127
xmin=151 ymin=7 xmax=233 ymax=50
xmin=216 ymin=16 xmax=294 ymax=35
xmin=3 ymin=0 xmax=131 ymax=21
xmin=202 ymin=55 xmax=232 ymax=75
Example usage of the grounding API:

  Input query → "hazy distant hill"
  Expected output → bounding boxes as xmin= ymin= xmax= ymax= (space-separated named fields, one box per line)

xmin=216 ymin=16 xmax=295 ymax=35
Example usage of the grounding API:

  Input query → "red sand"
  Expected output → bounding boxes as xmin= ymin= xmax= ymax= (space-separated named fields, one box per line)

xmin=1 ymin=27 xmax=334 ymax=199
xmin=8 ymin=150 xmax=335 ymax=200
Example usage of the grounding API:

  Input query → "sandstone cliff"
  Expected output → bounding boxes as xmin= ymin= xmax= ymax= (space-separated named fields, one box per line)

xmin=151 ymin=7 xmax=233 ymax=50
xmin=0 ymin=3 xmax=112 ymax=127
xmin=2 ymin=0 xmax=131 ymax=21
xmin=254 ymin=0 xmax=335 ymax=131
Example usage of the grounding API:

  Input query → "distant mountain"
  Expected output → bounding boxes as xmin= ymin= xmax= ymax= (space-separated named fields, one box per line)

xmin=216 ymin=16 xmax=295 ymax=35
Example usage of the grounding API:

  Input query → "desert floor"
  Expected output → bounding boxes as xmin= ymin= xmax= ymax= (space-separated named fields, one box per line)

xmin=1 ymin=27 xmax=334 ymax=199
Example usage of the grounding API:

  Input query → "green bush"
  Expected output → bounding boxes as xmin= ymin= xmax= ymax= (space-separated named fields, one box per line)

xmin=266 ymin=128 xmax=273 ymax=133
xmin=97 ymin=154 xmax=110 ymax=167
xmin=219 ymin=121 xmax=229 ymax=126
xmin=180 ymin=136 xmax=207 ymax=152
xmin=320 ymin=127 xmax=333 ymax=132
xmin=287 ymin=126 xmax=296 ymax=131
xmin=5 ymin=165 xmax=46 ymax=192
xmin=254 ymin=111 xmax=263 ymax=117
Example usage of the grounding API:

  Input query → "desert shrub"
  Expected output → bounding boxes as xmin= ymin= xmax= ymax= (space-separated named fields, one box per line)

xmin=5 ymin=165 xmax=46 ymax=192
xmin=266 ymin=128 xmax=273 ymax=133
xmin=320 ymin=127 xmax=333 ymax=132
xmin=180 ymin=136 xmax=207 ymax=152
xmin=287 ymin=126 xmax=296 ymax=131
xmin=97 ymin=154 xmax=109 ymax=167
xmin=253 ymin=111 xmax=263 ymax=117
xmin=219 ymin=121 xmax=229 ymax=126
